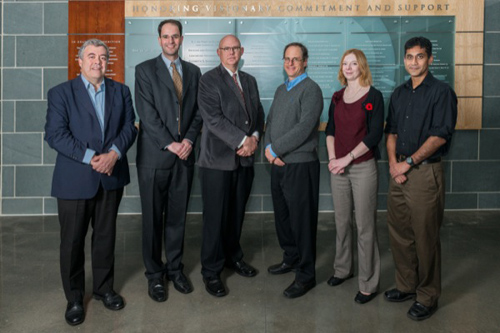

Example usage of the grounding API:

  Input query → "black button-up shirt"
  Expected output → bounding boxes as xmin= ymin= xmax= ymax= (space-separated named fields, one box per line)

xmin=384 ymin=72 xmax=458 ymax=158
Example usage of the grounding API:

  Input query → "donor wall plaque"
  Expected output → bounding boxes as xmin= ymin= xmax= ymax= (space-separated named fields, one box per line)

xmin=125 ymin=16 xmax=455 ymax=122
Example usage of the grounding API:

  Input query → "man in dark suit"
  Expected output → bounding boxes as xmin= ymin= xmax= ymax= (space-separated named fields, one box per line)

xmin=135 ymin=19 xmax=202 ymax=302
xmin=197 ymin=34 xmax=265 ymax=297
xmin=45 ymin=39 xmax=137 ymax=326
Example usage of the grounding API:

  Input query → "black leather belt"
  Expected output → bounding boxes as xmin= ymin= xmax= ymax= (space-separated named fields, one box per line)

xmin=396 ymin=154 xmax=441 ymax=165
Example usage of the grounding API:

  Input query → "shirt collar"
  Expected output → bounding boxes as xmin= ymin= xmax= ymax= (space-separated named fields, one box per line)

xmin=285 ymin=72 xmax=308 ymax=91
xmin=404 ymin=71 xmax=435 ymax=89
xmin=222 ymin=65 xmax=239 ymax=77
xmin=80 ymin=74 xmax=105 ymax=93
xmin=161 ymin=54 xmax=182 ymax=70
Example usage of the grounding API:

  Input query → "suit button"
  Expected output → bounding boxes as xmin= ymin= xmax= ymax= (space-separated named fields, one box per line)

xmin=245 ymin=121 xmax=249 ymax=125
xmin=176 ymin=117 xmax=179 ymax=121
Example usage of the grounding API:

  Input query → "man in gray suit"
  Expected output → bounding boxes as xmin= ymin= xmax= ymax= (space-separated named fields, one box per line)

xmin=197 ymin=35 xmax=265 ymax=297
xmin=135 ymin=19 xmax=202 ymax=302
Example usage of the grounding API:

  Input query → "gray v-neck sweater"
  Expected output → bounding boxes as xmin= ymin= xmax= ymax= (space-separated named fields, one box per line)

xmin=264 ymin=77 xmax=323 ymax=163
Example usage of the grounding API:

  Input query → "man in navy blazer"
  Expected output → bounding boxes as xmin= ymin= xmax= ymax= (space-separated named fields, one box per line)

xmin=135 ymin=19 xmax=202 ymax=302
xmin=45 ymin=39 xmax=137 ymax=326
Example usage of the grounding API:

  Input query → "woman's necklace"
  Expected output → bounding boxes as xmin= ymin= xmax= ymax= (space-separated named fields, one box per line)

xmin=344 ymin=84 xmax=367 ymax=103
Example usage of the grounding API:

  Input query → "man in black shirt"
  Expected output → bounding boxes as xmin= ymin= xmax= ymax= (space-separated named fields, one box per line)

xmin=384 ymin=36 xmax=457 ymax=321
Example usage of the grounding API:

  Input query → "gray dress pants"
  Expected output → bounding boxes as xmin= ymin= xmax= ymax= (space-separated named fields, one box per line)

xmin=330 ymin=158 xmax=380 ymax=293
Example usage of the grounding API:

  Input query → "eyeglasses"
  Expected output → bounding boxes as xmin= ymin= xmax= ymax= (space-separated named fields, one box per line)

xmin=219 ymin=46 xmax=242 ymax=53
xmin=283 ymin=57 xmax=303 ymax=64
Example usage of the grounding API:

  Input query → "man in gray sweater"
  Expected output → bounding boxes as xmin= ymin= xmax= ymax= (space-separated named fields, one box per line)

xmin=264 ymin=42 xmax=323 ymax=298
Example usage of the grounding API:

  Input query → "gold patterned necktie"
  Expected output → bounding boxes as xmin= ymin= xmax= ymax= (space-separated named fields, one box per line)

xmin=171 ymin=62 xmax=183 ymax=134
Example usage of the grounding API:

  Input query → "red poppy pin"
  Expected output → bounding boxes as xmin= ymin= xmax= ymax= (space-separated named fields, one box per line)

xmin=365 ymin=103 xmax=373 ymax=111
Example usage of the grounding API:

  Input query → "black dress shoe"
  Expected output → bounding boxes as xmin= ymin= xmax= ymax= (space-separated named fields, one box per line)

xmin=354 ymin=291 xmax=377 ymax=304
xmin=168 ymin=272 xmax=193 ymax=294
xmin=384 ymin=288 xmax=416 ymax=302
xmin=148 ymin=278 xmax=167 ymax=302
xmin=65 ymin=301 xmax=84 ymax=326
xmin=93 ymin=290 xmax=125 ymax=311
xmin=283 ymin=280 xmax=316 ymax=299
xmin=327 ymin=274 xmax=353 ymax=286
xmin=407 ymin=301 xmax=438 ymax=321
xmin=228 ymin=260 xmax=257 ymax=277
xmin=268 ymin=262 xmax=295 ymax=275
xmin=203 ymin=276 xmax=227 ymax=297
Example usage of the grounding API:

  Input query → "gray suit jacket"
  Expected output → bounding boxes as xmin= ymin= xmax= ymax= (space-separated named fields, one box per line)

xmin=197 ymin=64 xmax=264 ymax=170
xmin=135 ymin=55 xmax=202 ymax=169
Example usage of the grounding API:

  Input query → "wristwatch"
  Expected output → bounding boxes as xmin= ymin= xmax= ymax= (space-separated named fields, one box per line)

xmin=405 ymin=156 xmax=415 ymax=167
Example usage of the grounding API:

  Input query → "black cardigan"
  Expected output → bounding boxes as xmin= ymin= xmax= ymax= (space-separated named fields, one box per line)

xmin=325 ymin=86 xmax=385 ymax=160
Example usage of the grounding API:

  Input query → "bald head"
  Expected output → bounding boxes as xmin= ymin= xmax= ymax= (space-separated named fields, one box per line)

xmin=219 ymin=34 xmax=240 ymax=48
xmin=217 ymin=34 xmax=244 ymax=72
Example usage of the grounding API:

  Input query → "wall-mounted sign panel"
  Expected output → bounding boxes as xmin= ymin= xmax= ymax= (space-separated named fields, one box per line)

xmin=125 ymin=16 xmax=455 ymax=124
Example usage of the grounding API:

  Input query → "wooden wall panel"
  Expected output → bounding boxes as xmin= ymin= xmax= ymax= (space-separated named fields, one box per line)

xmin=455 ymin=1 xmax=484 ymax=32
xmin=69 ymin=1 xmax=124 ymax=33
xmin=457 ymin=98 xmax=482 ymax=130
xmin=455 ymin=33 xmax=484 ymax=65
xmin=68 ymin=0 xmax=125 ymax=82
xmin=455 ymin=65 xmax=483 ymax=97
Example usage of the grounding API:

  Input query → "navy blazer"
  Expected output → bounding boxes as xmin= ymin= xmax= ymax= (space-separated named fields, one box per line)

xmin=45 ymin=76 xmax=138 ymax=200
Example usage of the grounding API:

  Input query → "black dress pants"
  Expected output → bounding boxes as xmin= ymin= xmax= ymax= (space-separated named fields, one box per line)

xmin=199 ymin=166 xmax=254 ymax=278
xmin=138 ymin=160 xmax=194 ymax=280
xmin=58 ymin=186 xmax=123 ymax=302
xmin=271 ymin=160 xmax=319 ymax=283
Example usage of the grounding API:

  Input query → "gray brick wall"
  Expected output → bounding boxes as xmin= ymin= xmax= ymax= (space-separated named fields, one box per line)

xmin=1 ymin=0 xmax=69 ymax=215
xmin=1 ymin=1 xmax=500 ymax=215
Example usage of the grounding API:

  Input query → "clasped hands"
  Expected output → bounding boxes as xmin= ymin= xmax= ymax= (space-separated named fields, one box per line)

xmin=168 ymin=139 xmax=193 ymax=160
xmin=328 ymin=155 xmax=351 ymax=175
xmin=91 ymin=150 xmax=119 ymax=176
xmin=237 ymin=136 xmax=258 ymax=157
xmin=389 ymin=161 xmax=410 ymax=184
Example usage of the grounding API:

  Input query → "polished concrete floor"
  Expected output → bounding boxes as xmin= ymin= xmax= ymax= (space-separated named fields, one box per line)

xmin=1 ymin=211 xmax=499 ymax=333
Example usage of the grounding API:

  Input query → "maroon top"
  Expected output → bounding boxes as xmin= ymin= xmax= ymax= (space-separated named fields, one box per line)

xmin=333 ymin=89 xmax=374 ymax=164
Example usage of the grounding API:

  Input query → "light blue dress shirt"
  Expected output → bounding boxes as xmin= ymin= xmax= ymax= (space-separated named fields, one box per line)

xmin=161 ymin=54 xmax=183 ymax=79
xmin=80 ymin=75 xmax=121 ymax=164
xmin=285 ymin=72 xmax=308 ymax=91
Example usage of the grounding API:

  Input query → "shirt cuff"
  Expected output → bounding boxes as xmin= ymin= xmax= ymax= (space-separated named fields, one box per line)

xmin=109 ymin=144 xmax=122 ymax=160
xmin=83 ymin=149 xmax=96 ymax=164
xmin=238 ymin=136 xmax=247 ymax=149
xmin=266 ymin=144 xmax=277 ymax=158
xmin=252 ymin=131 xmax=260 ymax=141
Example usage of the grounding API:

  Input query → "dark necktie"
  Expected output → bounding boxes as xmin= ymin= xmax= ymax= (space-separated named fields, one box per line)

xmin=232 ymin=73 xmax=246 ymax=104
xmin=171 ymin=63 xmax=183 ymax=134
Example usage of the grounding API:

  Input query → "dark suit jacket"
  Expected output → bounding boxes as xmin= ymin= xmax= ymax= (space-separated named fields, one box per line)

xmin=135 ymin=55 xmax=202 ymax=169
xmin=197 ymin=64 xmax=264 ymax=170
xmin=45 ymin=77 xmax=138 ymax=200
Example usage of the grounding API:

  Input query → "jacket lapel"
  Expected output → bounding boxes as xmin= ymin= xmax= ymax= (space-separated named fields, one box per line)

xmin=180 ymin=59 xmax=191 ymax=104
xmin=219 ymin=64 xmax=246 ymax=112
xmin=73 ymin=76 xmax=101 ymax=125
xmin=103 ymin=78 xmax=115 ymax=136
xmin=156 ymin=56 xmax=176 ymax=100
xmin=239 ymin=71 xmax=252 ymax=121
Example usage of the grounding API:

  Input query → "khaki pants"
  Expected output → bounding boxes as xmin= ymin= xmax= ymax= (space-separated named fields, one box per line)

xmin=387 ymin=162 xmax=444 ymax=307
xmin=330 ymin=159 xmax=380 ymax=293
